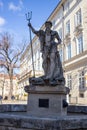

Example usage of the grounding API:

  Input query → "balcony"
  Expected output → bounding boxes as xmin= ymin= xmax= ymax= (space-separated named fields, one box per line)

xmin=79 ymin=86 xmax=87 ymax=91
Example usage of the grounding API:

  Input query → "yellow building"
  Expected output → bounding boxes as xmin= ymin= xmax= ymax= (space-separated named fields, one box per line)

xmin=19 ymin=0 xmax=87 ymax=104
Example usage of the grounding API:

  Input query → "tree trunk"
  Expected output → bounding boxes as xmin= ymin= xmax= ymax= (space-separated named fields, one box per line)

xmin=8 ymin=69 xmax=13 ymax=100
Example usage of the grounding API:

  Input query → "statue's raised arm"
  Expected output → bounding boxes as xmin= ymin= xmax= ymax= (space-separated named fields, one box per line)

xmin=28 ymin=23 xmax=39 ymax=36
xmin=28 ymin=23 xmax=45 ymax=52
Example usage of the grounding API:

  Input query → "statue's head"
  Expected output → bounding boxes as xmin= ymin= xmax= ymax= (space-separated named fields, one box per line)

xmin=45 ymin=21 xmax=52 ymax=28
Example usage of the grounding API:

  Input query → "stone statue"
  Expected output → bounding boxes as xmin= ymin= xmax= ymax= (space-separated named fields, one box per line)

xmin=28 ymin=21 xmax=65 ymax=85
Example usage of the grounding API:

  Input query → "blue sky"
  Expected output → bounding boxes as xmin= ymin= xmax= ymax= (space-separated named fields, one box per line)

xmin=0 ymin=0 xmax=60 ymax=46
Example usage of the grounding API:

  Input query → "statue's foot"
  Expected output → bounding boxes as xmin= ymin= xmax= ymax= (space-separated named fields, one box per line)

xmin=40 ymin=75 xmax=46 ymax=79
xmin=44 ymin=76 xmax=51 ymax=80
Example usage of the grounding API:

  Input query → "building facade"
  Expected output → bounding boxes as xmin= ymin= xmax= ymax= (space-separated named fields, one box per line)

xmin=0 ymin=73 xmax=18 ymax=99
xmin=19 ymin=0 xmax=87 ymax=104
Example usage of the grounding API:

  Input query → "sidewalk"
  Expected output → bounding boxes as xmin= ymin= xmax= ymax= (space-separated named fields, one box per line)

xmin=0 ymin=100 xmax=27 ymax=104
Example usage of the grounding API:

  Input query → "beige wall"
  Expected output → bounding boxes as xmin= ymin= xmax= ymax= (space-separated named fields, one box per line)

xmin=0 ymin=74 xmax=18 ymax=99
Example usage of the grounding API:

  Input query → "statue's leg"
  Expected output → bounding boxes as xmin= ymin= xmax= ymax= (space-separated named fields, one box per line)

xmin=46 ymin=53 xmax=55 ymax=79
xmin=42 ymin=53 xmax=48 ymax=76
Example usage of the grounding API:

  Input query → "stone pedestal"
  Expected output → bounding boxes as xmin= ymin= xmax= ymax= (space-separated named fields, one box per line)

xmin=26 ymin=85 xmax=68 ymax=118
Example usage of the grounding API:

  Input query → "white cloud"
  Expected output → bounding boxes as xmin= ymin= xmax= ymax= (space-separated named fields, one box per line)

xmin=9 ymin=2 xmax=21 ymax=11
xmin=8 ymin=0 xmax=23 ymax=12
xmin=0 ymin=17 xmax=5 ymax=26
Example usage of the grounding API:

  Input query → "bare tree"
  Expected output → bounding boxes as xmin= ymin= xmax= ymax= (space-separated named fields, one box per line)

xmin=0 ymin=32 xmax=25 ymax=100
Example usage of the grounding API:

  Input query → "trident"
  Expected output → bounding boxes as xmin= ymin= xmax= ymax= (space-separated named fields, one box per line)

xmin=26 ymin=12 xmax=35 ymax=77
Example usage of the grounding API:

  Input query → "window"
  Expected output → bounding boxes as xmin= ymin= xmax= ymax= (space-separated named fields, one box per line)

xmin=58 ymin=28 xmax=62 ymax=40
xmin=66 ymin=43 xmax=71 ymax=60
xmin=79 ymin=93 xmax=84 ymax=98
xmin=65 ymin=0 xmax=70 ymax=13
xmin=67 ymin=74 xmax=72 ymax=89
xmin=38 ymin=50 xmax=40 ymax=59
xmin=40 ymin=53 xmax=42 ymax=70
xmin=66 ymin=20 xmax=70 ymax=35
xmin=79 ymin=71 xmax=85 ymax=89
xmin=52 ymin=20 xmax=56 ymax=26
xmin=30 ymin=58 xmax=32 ymax=65
xmin=36 ymin=51 xmax=38 ymax=60
xmin=59 ymin=49 xmax=63 ymax=62
xmin=75 ymin=9 xmax=82 ymax=27
xmin=33 ymin=53 xmax=36 ymax=62
xmin=66 ymin=0 xmax=70 ymax=12
xmin=35 ymin=61 xmax=37 ymax=70
xmin=76 ymin=35 xmax=83 ymax=54
xmin=38 ymin=60 xmax=40 ymax=70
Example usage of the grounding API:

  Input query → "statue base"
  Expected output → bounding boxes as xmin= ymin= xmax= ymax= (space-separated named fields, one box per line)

xmin=25 ymin=85 xmax=68 ymax=118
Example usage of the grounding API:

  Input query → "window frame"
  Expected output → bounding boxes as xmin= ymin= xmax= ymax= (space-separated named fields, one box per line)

xmin=74 ymin=9 xmax=82 ymax=27
xmin=76 ymin=34 xmax=83 ymax=55
xmin=58 ymin=27 xmax=63 ymax=40
xmin=66 ymin=43 xmax=71 ymax=60
xmin=79 ymin=70 xmax=85 ymax=89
